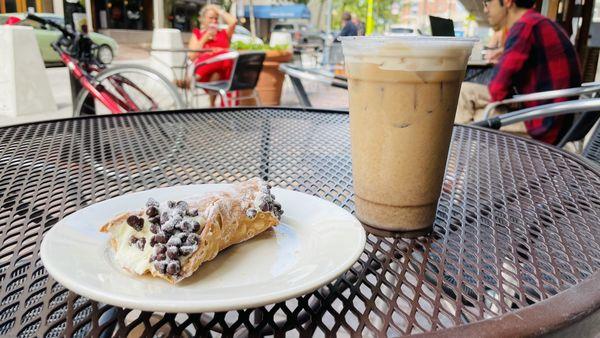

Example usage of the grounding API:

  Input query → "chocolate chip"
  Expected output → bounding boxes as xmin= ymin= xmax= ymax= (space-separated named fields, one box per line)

xmin=126 ymin=215 xmax=144 ymax=231
xmin=172 ymin=215 xmax=183 ymax=225
xmin=146 ymin=198 xmax=159 ymax=208
xmin=259 ymin=200 xmax=272 ymax=212
xmin=161 ymin=211 xmax=170 ymax=224
xmin=153 ymin=261 xmax=167 ymax=274
xmin=191 ymin=221 xmax=201 ymax=232
xmin=153 ymin=232 xmax=167 ymax=245
xmin=186 ymin=233 xmax=199 ymax=246
xmin=246 ymin=208 xmax=257 ymax=219
xmin=149 ymin=223 xmax=160 ymax=235
xmin=155 ymin=252 xmax=166 ymax=261
xmin=180 ymin=245 xmax=195 ymax=256
xmin=129 ymin=235 xmax=138 ymax=245
xmin=180 ymin=221 xmax=194 ymax=233
xmin=176 ymin=201 xmax=188 ymax=210
xmin=179 ymin=221 xmax=188 ymax=231
xmin=149 ymin=216 xmax=160 ymax=225
xmin=167 ymin=200 xmax=176 ymax=208
xmin=146 ymin=206 xmax=159 ymax=217
xmin=166 ymin=261 xmax=180 ymax=275
xmin=177 ymin=233 xmax=188 ymax=243
xmin=161 ymin=221 xmax=175 ymax=233
xmin=166 ymin=246 xmax=179 ymax=259
xmin=136 ymin=238 xmax=146 ymax=251
xmin=186 ymin=209 xmax=199 ymax=217
xmin=154 ymin=244 xmax=167 ymax=254
xmin=167 ymin=236 xmax=182 ymax=247
xmin=273 ymin=202 xmax=282 ymax=215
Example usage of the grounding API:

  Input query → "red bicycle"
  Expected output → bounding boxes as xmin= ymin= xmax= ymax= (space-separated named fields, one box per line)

xmin=27 ymin=14 xmax=184 ymax=116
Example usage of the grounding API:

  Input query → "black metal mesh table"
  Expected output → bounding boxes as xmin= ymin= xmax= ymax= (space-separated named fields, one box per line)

xmin=0 ymin=107 xmax=599 ymax=337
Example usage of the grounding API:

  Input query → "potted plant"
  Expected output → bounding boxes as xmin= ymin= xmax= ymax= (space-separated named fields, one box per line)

xmin=231 ymin=41 xmax=293 ymax=106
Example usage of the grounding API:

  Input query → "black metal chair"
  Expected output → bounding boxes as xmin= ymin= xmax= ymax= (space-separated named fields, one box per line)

xmin=190 ymin=51 xmax=266 ymax=107
xmin=473 ymin=98 xmax=600 ymax=166
xmin=582 ymin=119 xmax=600 ymax=165
xmin=478 ymin=83 xmax=600 ymax=149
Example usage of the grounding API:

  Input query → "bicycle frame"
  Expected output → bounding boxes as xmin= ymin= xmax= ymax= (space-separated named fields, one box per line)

xmin=60 ymin=50 xmax=163 ymax=114
xmin=58 ymin=51 xmax=123 ymax=114
xmin=27 ymin=13 xmax=165 ymax=114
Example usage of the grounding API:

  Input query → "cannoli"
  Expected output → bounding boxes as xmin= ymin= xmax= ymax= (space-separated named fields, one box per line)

xmin=100 ymin=178 xmax=283 ymax=283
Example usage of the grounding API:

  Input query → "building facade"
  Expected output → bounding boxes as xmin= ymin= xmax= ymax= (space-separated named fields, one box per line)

xmin=1 ymin=0 xmax=54 ymax=14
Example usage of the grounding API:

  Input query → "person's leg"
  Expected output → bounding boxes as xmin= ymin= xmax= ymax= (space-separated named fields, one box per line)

xmin=455 ymin=82 xmax=490 ymax=124
xmin=457 ymin=82 xmax=529 ymax=138
xmin=207 ymin=73 xmax=221 ymax=107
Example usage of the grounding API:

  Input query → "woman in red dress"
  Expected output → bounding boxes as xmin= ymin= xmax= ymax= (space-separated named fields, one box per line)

xmin=188 ymin=4 xmax=237 ymax=106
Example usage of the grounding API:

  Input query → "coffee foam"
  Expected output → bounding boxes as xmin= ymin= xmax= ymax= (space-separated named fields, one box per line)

xmin=341 ymin=37 xmax=475 ymax=71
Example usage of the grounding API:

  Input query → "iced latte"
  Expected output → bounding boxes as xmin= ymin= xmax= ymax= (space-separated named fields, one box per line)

xmin=341 ymin=37 xmax=475 ymax=232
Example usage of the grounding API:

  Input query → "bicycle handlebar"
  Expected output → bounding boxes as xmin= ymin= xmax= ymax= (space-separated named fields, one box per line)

xmin=26 ymin=14 xmax=73 ymax=40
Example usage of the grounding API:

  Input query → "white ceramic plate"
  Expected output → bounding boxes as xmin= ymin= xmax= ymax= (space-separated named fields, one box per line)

xmin=40 ymin=184 xmax=366 ymax=313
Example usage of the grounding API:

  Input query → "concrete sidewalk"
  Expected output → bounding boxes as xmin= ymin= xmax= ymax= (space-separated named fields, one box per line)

xmin=0 ymin=53 xmax=348 ymax=127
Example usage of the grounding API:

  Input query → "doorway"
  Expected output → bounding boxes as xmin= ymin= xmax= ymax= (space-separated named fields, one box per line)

xmin=0 ymin=0 xmax=46 ymax=13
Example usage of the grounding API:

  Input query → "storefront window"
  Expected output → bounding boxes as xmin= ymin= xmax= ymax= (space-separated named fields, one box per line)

xmin=166 ymin=0 xmax=209 ymax=32
xmin=4 ymin=0 xmax=18 ymax=12
xmin=1 ymin=0 xmax=51 ymax=13
xmin=94 ymin=0 xmax=152 ymax=30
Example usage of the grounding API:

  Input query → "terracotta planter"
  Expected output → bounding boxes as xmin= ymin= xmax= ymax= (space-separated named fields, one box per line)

xmin=256 ymin=50 xmax=293 ymax=106
xmin=235 ymin=50 xmax=292 ymax=107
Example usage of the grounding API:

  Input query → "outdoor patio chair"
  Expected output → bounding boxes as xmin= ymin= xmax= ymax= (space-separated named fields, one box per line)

xmin=189 ymin=51 xmax=266 ymax=107
xmin=477 ymin=83 xmax=600 ymax=149
xmin=473 ymin=97 xmax=600 ymax=165
xmin=582 ymin=120 xmax=600 ymax=164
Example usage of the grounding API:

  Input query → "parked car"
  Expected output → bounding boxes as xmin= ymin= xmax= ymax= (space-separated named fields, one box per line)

xmin=0 ymin=13 xmax=119 ymax=64
xmin=385 ymin=25 xmax=422 ymax=36
xmin=227 ymin=25 xmax=264 ymax=45
xmin=271 ymin=21 xmax=324 ymax=48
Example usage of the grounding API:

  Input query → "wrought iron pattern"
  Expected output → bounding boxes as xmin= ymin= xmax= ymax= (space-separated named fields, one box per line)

xmin=0 ymin=108 xmax=598 ymax=337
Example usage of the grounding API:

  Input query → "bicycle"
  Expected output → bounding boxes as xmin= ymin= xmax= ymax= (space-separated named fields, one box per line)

xmin=26 ymin=14 xmax=184 ymax=116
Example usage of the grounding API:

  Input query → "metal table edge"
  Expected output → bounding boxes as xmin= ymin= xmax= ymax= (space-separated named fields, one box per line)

xmin=415 ymin=270 xmax=600 ymax=337
xmin=0 ymin=107 xmax=351 ymax=131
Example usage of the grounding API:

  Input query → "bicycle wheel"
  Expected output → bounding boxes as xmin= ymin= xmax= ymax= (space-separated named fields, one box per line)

xmin=74 ymin=64 xmax=184 ymax=116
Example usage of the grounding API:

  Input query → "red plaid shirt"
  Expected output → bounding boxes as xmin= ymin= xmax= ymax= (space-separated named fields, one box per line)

xmin=488 ymin=9 xmax=582 ymax=144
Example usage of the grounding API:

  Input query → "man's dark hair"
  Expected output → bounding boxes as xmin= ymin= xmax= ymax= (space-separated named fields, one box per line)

xmin=515 ymin=0 xmax=536 ymax=7
xmin=500 ymin=0 xmax=536 ymax=8
xmin=342 ymin=12 xmax=351 ymax=21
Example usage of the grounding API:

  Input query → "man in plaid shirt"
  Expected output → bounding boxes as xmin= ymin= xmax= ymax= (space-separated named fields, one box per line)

xmin=456 ymin=0 xmax=581 ymax=145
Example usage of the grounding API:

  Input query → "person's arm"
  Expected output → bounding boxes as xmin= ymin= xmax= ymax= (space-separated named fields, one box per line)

xmin=188 ymin=31 xmax=210 ymax=61
xmin=488 ymin=23 xmax=533 ymax=102
xmin=339 ymin=23 xmax=351 ymax=37
xmin=219 ymin=8 xmax=237 ymax=40
xmin=487 ymin=30 xmax=501 ymax=49
xmin=485 ymin=48 xmax=504 ymax=64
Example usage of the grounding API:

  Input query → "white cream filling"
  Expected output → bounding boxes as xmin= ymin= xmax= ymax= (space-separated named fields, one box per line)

xmin=111 ymin=211 xmax=207 ymax=275
xmin=110 ymin=217 xmax=154 ymax=275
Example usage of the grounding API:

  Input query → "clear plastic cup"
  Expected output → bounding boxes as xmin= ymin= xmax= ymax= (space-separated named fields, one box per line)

xmin=340 ymin=36 xmax=476 ymax=233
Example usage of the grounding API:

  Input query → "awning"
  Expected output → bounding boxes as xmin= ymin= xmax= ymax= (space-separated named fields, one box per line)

xmin=244 ymin=4 xmax=311 ymax=19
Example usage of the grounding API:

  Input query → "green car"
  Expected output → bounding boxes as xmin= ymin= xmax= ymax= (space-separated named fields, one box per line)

xmin=0 ymin=13 xmax=118 ymax=64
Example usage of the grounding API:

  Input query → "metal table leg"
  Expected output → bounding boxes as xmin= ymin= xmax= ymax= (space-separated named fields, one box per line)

xmin=289 ymin=76 xmax=312 ymax=107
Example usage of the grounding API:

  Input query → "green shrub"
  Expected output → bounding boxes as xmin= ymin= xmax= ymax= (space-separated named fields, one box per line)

xmin=231 ymin=41 xmax=290 ymax=51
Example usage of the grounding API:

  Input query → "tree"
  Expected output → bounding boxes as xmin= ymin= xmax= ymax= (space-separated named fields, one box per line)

xmin=331 ymin=0 xmax=396 ymax=34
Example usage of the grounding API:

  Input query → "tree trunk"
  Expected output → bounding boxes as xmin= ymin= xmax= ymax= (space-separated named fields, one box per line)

xmin=249 ymin=0 xmax=256 ymax=39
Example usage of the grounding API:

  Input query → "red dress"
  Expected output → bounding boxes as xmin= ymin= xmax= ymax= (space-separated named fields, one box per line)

xmin=192 ymin=28 xmax=233 ymax=81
